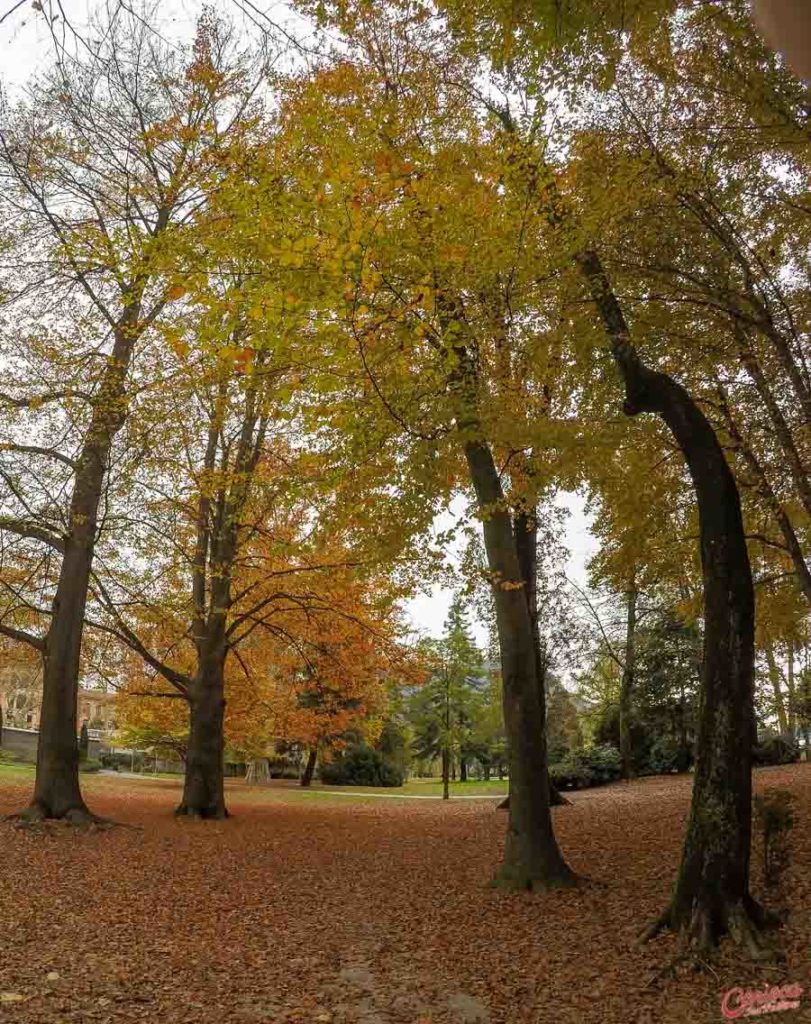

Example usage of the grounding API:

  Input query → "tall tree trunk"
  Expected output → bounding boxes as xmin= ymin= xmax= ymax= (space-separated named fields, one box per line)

xmin=620 ymin=583 xmax=638 ymax=780
xmin=441 ymin=747 xmax=450 ymax=800
xmin=514 ymin=505 xmax=571 ymax=808
xmin=464 ymin=440 xmax=575 ymax=889
xmin=460 ymin=757 xmax=468 ymax=783
xmin=580 ymin=249 xmax=770 ymax=952
xmin=301 ymin=747 xmax=317 ymax=788
xmin=177 ymin=638 xmax=227 ymax=820
xmin=28 ymin=315 xmax=138 ymax=822
xmin=765 ymin=646 xmax=790 ymax=735
xmin=178 ymin=376 xmax=267 ymax=820
xmin=787 ymin=647 xmax=796 ymax=737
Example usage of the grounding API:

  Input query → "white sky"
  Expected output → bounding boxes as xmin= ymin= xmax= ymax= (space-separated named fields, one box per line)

xmin=405 ymin=491 xmax=598 ymax=645
xmin=0 ymin=0 xmax=601 ymax=647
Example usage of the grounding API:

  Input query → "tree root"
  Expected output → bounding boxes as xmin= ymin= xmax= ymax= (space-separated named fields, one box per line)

xmin=2 ymin=805 xmax=139 ymax=832
xmin=638 ymin=897 xmax=784 ymax=965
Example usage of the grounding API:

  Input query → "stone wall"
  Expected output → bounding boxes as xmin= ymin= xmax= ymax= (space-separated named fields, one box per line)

xmin=1 ymin=727 xmax=101 ymax=761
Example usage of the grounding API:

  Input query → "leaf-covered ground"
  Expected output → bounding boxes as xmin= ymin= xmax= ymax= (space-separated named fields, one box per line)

xmin=0 ymin=765 xmax=810 ymax=1024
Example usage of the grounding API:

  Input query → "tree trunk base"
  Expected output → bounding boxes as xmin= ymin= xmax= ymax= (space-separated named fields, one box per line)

xmin=491 ymin=861 xmax=581 ymax=892
xmin=3 ymin=803 xmax=128 ymax=832
xmin=174 ymin=802 xmax=229 ymax=821
xmin=639 ymin=895 xmax=783 ymax=961
xmin=497 ymin=790 xmax=571 ymax=810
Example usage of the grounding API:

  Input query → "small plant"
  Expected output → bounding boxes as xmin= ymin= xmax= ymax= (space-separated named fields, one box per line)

xmin=79 ymin=758 xmax=102 ymax=774
xmin=753 ymin=788 xmax=797 ymax=887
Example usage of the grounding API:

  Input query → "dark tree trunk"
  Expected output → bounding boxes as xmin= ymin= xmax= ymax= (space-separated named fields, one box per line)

xmin=514 ymin=506 xmax=572 ymax=811
xmin=441 ymin=748 xmax=450 ymax=801
xmin=620 ymin=584 xmax=637 ymax=780
xmin=463 ymin=439 xmax=575 ymax=889
xmin=581 ymin=250 xmax=769 ymax=952
xmin=28 ymin=315 xmax=138 ymax=822
xmin=460 ymin=758 xmax=468 ymax=783
xmin=177 ymin=641 xmax=227 ymax=820
xmin=301 ymin=747 xmax=317 ymax=787
xmin=176 ymin=377 xmax=266 ymax=821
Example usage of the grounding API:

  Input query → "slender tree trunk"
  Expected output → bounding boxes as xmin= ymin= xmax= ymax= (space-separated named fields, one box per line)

xmin=620 ymin=583 xmax=637 ymax=780
xmin=177 ymin=639 xmax=227 ymax=820
xmin=460 ymin=758 xmax=468 ymax=783
xmin=463 ymin=440 xmax=575 ymax=889
xmin=580 ymin=249 xmax=770 ymax=952
xmin=737 ymin=340 xmax=811 ymax=522
xmin=28 ymin=315 xmax=138 ymax=822
xmin=441 ymin=747 xmax=450 ymax=801
xmin=301 ymin=747 xmax=318 ymax=788
xmin=765 ymin=647 xmax=790 ymax=735
xmin=716 ymin=383 xmax=811 ymax=604
xmin=787 ymin=647 xmax=796 ymax=737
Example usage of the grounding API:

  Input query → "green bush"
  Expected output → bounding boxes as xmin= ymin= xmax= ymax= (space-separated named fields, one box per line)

xmin=550 ymin=744 xmax=622 ymax=790
xmin=0 ymin=749 xmax=21 ymax=764
xmin=646 ymin=735 xmax=692 ymax=774
xmin=320 ymin=744 xmax=404 ymax=787
xmin=99 ymin=751 xmax=130 ymax=771
xmin=754 ymin=733 xmax=799 ymax=767
xmin=79 ymin=758 xmax=102 ymax=773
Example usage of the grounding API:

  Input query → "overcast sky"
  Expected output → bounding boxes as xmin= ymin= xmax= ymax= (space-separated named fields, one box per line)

xmin=0 ymin=0 xmax=600 ymax=647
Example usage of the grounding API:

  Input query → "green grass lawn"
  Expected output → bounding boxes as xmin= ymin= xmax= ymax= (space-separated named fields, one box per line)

xmin=235 ymin=776 xmax=509 ymax=800
xmin=0 ymin=761 xmax=509 ymax=802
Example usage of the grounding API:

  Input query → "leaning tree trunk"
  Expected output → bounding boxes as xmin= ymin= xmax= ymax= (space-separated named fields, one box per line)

xmin=464 ymin=439 xmax=575 ymax=889
xmin=28 ymin=315 xmax=138 ymax=823
xmin=580 ymin=250 xmax=768 ymax=952
xmin=300 ymin=747 xmax=317 ymax=788
xmin=177 ymin=638 xmax=228 ymax=820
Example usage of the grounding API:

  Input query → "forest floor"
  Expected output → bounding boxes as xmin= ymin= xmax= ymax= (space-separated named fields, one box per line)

xmin=0 ymin=766 xmax=810 ymax=1024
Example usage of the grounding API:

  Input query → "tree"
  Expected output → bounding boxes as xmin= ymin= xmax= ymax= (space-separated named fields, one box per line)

xmin=276 ymin=5 xmax=577 ymax=888
xmin=0 ymin=9 xmax=261 ymax=821
xmin=409 ymin=596 xmax=484 ymax=798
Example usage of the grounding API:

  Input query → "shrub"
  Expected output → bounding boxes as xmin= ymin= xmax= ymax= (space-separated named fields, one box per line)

xmin=320 ymin=744 xmax=404 ymax=787
xmin=549 ymin=758 xmax=591 ymax=790
xmin=754 ymin=788 xmax=796 ymax=886
xmin=79 ymin=758 xmax=102 ymax=773
xmin=753 ymin=733 xmax=799 ymax=767
xmin=549 ymin=744 xmax=622 ymax=790
xmin=646 ymin=735 xmax=692 ymax=775
xmin=99 ymin=751 xmax=131 ymax=771
xmin=0 ymin=749 xmax=21 ymax=765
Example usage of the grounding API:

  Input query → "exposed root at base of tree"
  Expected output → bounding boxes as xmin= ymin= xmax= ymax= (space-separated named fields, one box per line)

xmin=638 ymin=896 xmax=784 ymax=965
xmin=1 ymin=804 xmax=139 ymax=832
xmin=174 ymin=804 xmax=229 ymax=821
